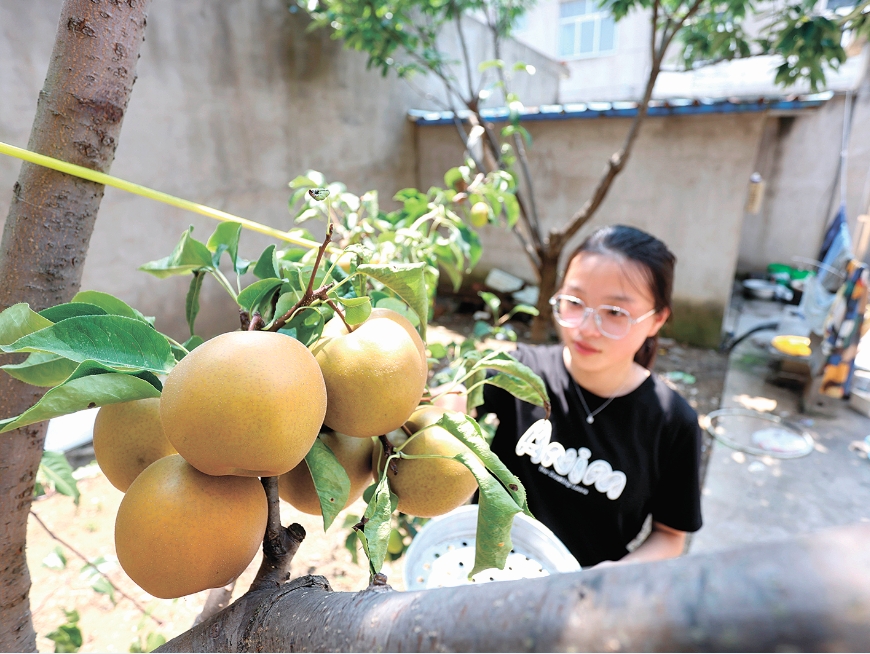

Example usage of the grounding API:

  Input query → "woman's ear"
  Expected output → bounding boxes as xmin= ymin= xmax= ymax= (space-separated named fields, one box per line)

xmin=647 ymin=307 xmax=670 ymax=337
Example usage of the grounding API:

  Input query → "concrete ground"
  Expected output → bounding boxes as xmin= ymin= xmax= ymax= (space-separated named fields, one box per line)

xmin=689 ymin=293 xmax=870 ymax=554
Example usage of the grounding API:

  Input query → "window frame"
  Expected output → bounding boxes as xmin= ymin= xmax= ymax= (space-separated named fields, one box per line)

xmin=558 ymin=0 xmax=618 ymax=60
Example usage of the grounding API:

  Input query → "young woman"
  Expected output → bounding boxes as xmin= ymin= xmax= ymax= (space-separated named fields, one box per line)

xmin=476 ymin=225 xmax=703 ymax=568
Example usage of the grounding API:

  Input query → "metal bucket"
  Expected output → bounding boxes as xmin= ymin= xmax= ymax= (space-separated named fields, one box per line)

xmin=402 ymin=505 xmax=580 ymax=591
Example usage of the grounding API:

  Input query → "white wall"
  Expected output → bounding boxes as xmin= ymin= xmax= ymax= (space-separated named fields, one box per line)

xmin=417 ymin=111 xmax=767 ymax=344
xmin=0 ymin=0 xmax=561 ymax=341
xmin=513 ymin=1 xmax=652 ymax=102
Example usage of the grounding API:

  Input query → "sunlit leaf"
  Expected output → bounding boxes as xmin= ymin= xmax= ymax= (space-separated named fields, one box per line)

xmin=305 ymin=437 xmax=352 ymax=531
xmin=139 ymin=227 xmax=213 ymax=278
xmin=38 ymin=450 xmax=80 ymax=505
xmin=1 ymin=316 xmax=175 ymax=375
xmin=0 ymin=361 xmax=162 ymax=433
xmin=0 ymin=303 xmax=53 ymax=347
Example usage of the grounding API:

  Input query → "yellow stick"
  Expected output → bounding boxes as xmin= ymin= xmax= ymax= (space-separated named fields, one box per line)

xmin=0 ymin=141 xmax=324 ymax=251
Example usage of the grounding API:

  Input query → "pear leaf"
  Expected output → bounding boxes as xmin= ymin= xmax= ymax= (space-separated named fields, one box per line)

xmin=305 ymin=437 xmax=352 ymax=531
xmin=39 ymin=303 xmax=107 ymax=323
xmin=470 ymin=351 xmax=549 ymax=412
xmin=2 ymin=352 xmax=79 ymax=387
xmin=139 ymin=226 xmax=214 ymax=278
xmin=206 ymin=221 xmax=250 ymax=274
xmin=237 ymin=278 xmax=283 ymax=315
xmin=253 ymin=245 xmax=280 ymax=280
xmin=38 ymin=451 xmax=80 ymax=505
xmin=453 ymin=450 xmax=521 ymax=579
xmin=357 ymin=262 xmax=428 ymax=339
xmin=434 ymin=411 xmax=529 ymax=515
xmin=71 ymin=291 xmax=154 ymax=325
xmin=185 ymin=271 xmax=206 ymax=336
xmin=362 ymin=475 xmax=393 ymax=575
xmin=0 ymin=360 xmax=162 ymax=433
xmin=0 ymin=304 xmax=53 ymax=347
xmin=485 ymin=373 xmax=547 ymax=408
xmin=0 ymin=315 xmax=175 ymax=375
xmin=337 ymin=296 xmax=372 ymax=326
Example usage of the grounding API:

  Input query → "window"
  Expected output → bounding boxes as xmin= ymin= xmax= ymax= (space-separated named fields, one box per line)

xmin=558 ymin=0 xmax=616 ymax=58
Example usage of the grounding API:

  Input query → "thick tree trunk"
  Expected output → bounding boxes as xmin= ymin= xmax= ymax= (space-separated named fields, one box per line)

xmin=529 ymin=249 xmax=561 ymax=343
xmin=0 ymin=1 xmax=150 ymax=650
xmin=159 ymin=524 xmax=870 ymax=653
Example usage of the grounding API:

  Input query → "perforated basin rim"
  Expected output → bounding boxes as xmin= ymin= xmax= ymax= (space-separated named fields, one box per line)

xmin=402 ymin=505 xmax=580 ymax=591
xmin=704 ymin=408 xmax=814 ymax=459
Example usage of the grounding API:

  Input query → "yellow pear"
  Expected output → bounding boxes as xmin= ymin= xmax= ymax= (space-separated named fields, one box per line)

xmin=278 ymin=431 xmax=373 ymax=515
xmin=373 ymin=405 xmax=478 ymax=518
xmin=311 ymin=308 xmax=427 ymax=438
xmin=93 ymin=398 xmax=176 ymax=492
xmin=160 ymin=330 xmax=326 ymax=477
xmin=115 ymin=454 xmax=267 ymax=599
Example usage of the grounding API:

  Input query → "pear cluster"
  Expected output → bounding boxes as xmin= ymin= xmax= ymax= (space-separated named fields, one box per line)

xmin=99 ymin=307 xmax=476 ymax=599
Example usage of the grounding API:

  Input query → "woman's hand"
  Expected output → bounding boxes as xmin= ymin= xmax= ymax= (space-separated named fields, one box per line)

xmin=619 ymin=521 xmax=686 ymax=564
xmin=429 ymin=383 xmax=469 ymax=413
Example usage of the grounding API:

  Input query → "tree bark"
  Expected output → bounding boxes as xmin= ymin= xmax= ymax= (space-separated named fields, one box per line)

xmin=159 ymin=523 xmax=870 ymax=653
xmin=0 ymin=1 xmax=150 ymax=650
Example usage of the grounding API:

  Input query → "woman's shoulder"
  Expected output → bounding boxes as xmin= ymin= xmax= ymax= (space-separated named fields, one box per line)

xmin=512 ymin=343 xmax=567 ymax=377
xmin=637 ymin=373 xmax=701 ymax=431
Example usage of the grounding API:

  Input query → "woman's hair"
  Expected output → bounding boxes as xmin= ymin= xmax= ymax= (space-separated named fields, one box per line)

xmin=562 ymin=225 xmax=675 ymax=369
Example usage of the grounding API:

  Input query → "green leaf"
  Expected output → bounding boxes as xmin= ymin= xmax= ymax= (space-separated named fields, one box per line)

xmin=139 ymin=227 xmax=214 ymax=278
xmin=71 ymin=291 xmax=153 ymax=325
xmin=486 ymin=372 xmax=547 ymax=407
xmin=434 ymin=411 xmax=529 ymax=515
xmin=0 ymin=361 xmax=162 ymax=434
xmin=361 ymin=474 xmax=394 ymax=574
xmin=43 ymin=546 xmax=68 ymax=570
xmin=502 ymin=193 xmax=520 ymax=228
xmin=1 ymin=316 xmax=175 ymax=375
xmin=337 ymin=296 xmax=372 ymax=326
xmin=453 ymin=450 xmax=522 ymax=578
xmin=38 ymin=451 xmax=80 ymax=505
xmin=91 ymin=577 xmax=117 ymax=605
xmin=2 ymin=352 xmax=79 ymax=387
xmin=357 ymin=263 xmax=428 ymax=339
xmin=427 ymin=342 xmax=448 ymax=359
xmin=479 ymin=291 xmax=501 ymax=317
xmin=39 ymin=303 xmax=108 ymax=322
xmin=236 ymin=278 xmax=283 ymax=314
xmin=145 ymin=633 xmax=166 ymax=652
xmin=470 ymin=352 xmax=549 ymax=411
xmin=344 ymin=531 xmax=360 ymax=565
xmin=305 ymin=438 xmax=352 ymax=531
xmin=0 ymin=303 xmax=53 ymax=347
xmin=508 ymin=304 xmax=539 ymax=318
xmin=253 ymin=245 xmax=280 ymax=280
xmin=278 ymin=307 xmax=325 ymax=348
xmin=185 ymin=271 xmax=206 ymax=337
xmin=47 ymin=621 xmax=83 ymax=653
xmin=206 ymin=221 xmax=249 ymax=274
xmin=479 ymin=58 xmax=505 ymax=71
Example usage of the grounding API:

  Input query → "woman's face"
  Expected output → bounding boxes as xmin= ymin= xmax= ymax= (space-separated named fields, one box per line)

xmin=557 ymin=252 xmax=669 ymax=376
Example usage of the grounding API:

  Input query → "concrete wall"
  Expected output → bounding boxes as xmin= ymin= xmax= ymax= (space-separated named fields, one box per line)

xmin=417 ymin=112 xmax=768 ymax=345
xmin=738 ymin=93 xmax=870 ymax=273
xmin=0 ymin=0 xmax=561 ymax=342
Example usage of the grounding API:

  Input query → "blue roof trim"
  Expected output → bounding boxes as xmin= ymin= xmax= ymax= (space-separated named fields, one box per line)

xmin=408 ymin=93 xmax=833 ymax=125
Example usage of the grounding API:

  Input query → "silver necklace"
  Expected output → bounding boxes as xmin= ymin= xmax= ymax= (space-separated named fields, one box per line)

xmin=576 ymin=375 xmax=632 ymax=424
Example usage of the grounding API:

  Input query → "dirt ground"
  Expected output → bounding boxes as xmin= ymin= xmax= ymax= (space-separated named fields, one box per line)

xmin=25 ymin=314 xmax=727 ymax=652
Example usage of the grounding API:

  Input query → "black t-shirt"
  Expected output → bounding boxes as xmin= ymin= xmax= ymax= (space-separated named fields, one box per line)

xmin=478 ymin=343 xmax=703 ymax=567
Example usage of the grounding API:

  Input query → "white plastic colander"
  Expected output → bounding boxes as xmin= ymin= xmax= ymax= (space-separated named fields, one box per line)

xmin=402 ymin=505 xmax=580 ymax=591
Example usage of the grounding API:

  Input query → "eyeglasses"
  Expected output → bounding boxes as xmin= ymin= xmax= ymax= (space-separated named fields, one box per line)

xmin=549 ymin=294 xmax=657 ymax=340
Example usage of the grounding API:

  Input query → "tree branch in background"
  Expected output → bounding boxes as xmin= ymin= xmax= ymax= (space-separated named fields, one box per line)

xmin=30 ymin=510 xmax=163 ymax=626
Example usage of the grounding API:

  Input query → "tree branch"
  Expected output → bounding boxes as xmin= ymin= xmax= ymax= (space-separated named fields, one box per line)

xmin=453 ymin=9 xmax=477 ymax=103
xmin=249 ymin=477 xmax=306 ymax=592
xmin=158 ymin=524 xmax=870 ymax=653
xmin=194 ymin=582 xmax=236 ymax=626
xmin=30 ymin=510 xmax=163 ymax=626
xmin=550 ymin=4 xmax=676 ymax=249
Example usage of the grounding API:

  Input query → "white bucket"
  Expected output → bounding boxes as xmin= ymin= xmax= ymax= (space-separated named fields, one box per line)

xmin=402 ymin=505 xmax=580 ymax=591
